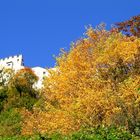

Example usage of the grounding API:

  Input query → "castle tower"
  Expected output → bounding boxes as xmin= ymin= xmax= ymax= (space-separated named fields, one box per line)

xmin=0 ymin=54 xmax=24 ymax=71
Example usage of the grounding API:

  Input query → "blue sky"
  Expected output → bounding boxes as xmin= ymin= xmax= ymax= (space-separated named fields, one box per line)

xmin=0 ymin=0 xmax=140 ymax=68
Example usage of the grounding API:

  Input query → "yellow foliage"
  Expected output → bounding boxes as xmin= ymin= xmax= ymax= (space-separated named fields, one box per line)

xmin=21 ymin=25 xmax=140 ymax=135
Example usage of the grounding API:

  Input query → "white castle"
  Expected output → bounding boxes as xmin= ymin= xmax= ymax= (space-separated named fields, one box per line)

xmin=0 ymin=54 xmax=49 ymax=89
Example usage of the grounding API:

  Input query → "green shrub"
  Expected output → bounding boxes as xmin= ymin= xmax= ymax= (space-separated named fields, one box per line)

xmin=28 ymin=126 xmax=139 ymax=140
xmin=0 ymin=108 xmax=22 ymax=136
xmin=0 ymin=87 xmax=8 ymax=111
xmin=0 ymin=135 xmax=41 ymax=140
xmin=5 ymin=87 xmax=38 ymax=111
xmin=0 ymin=126 xmax=140 ymax=140
xmin=69 ymin=126 xmax=138 ymax=140
xmin=6 ymin=92 xmax=37 ymax=111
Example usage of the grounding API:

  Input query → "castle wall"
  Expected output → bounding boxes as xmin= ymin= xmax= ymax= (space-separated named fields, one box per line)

xmin=0 ymin=55 xmax=49 ymax=89
xmin=0 ymin=55 xmax=24 ymax=71
xmin=32 ymin=67 xmax=49 ymax=89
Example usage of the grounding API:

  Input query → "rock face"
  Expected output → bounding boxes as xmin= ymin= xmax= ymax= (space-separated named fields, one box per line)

xmin=0 ymin=54 xmax=49 ymax=89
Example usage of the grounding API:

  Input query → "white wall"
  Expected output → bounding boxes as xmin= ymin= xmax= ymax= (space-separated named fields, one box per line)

xmin=0 ymin=55 xmax=50 ymax=89
xmin=32 ymin=67 xmax=49 ymax=89
xmin=0 ymin=54 xmax=24 ymax=71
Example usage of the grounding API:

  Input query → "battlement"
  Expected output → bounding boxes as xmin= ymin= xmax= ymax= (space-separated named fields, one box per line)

xmin=0 ymin=54 xmax=24 ymax=71
xmin=0 ymin=54 xmax=23 ymax=62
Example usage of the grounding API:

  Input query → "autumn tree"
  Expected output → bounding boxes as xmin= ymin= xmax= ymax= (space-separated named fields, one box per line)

xmin=114 ymin=14 xmax=140 ymax=37
xmin=0 ymin=67 xmax=39 ymax=136
xmin=6 ymin=67 xmax=39 ymax=110
xmin=22 ymin=24 xmax=140 ymax=135
xmin=10 ymin=67 xmax=38 ymax=96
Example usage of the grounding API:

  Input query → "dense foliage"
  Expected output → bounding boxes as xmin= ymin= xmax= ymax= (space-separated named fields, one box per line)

xmin=115 ymin=15 xmax=140 ymax=37
xmin=0 ymin=67 xmax=39 ymax=136
xmin=21 ymin=23 xmax=140 ymax=138
xmin=0 ymin=126 xmax=139 ymax=140
xmin=1 ymin=15 xmax=140 ymax=139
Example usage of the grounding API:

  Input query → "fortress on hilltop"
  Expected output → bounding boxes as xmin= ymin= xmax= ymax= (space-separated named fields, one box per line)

xmin=0 ymin=54 xmax=49 ymax=89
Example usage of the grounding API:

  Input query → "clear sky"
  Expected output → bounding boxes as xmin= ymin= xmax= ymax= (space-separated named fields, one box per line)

xmin=0 ymin=0 xmax=140 ymax=68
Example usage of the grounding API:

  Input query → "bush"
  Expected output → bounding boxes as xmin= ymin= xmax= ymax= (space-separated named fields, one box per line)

xmin=68 ymin=126 xmax=138 ymax=140
xmin=0 ymin=135 xmax=41 ymax=140
xmin=0 ymin=108 xmax=22 ymax=136
xmin=0 ymin=87 xmax=8 ymax=111
xmin=18 ymin=126 xmax=140 ymax=140
xmin=5 ymin=89 xmax=38 ymax=111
